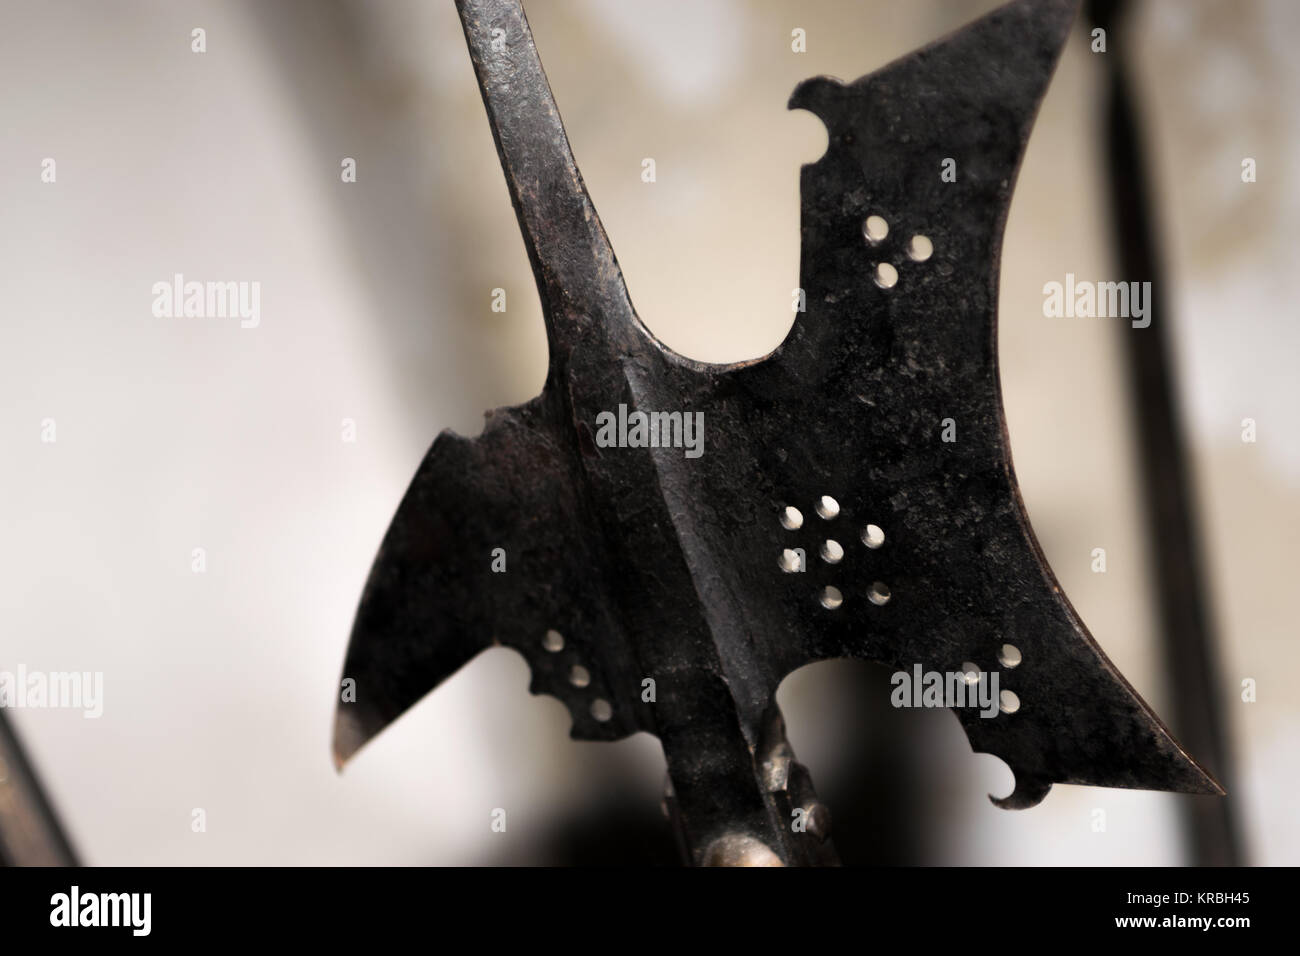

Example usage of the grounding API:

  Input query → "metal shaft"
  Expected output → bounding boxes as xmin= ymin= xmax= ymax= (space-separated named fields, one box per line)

xmin=0 ymin=711 xmax=78 ymax=866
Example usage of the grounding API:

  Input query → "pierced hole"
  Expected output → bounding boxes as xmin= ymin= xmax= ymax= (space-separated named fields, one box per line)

xmin=779 ymin=549 xmax=804 ymax=573
xmin=907 ymin=235 xmax=933 ymax=262
xmin=999 ymin=689 xmax=1020 ymax=714
xmin=999 ymin=644 xmax=1022 ymax=669
xmin=820 ymin=539 xmax=844 ymax=564
xmin=875 ymin=262 xmax=898 ymax=289
xmin=569 ymin=665 xmax=591 ymax=688
xmin=780 ymin=505 xmax=803 ymax=530
xmin=591 ymin=698 xmax=613 ymax=722
xmin=961 ymin=661 xmax=981 ymax=685
xmin=815 ymin=495 xmax=839 ymax=520
xmin=820 ymin=586 xmax=843 ymax=609
xmin=863 ymin=215 xmax=889 ymax=243
xmin=868 ymin=581 xmax=891 ymax=606
xmin=861 ymin=524 xmax=885 ymax=549
xmin=542 ymin=629 xmax=564 ymax=653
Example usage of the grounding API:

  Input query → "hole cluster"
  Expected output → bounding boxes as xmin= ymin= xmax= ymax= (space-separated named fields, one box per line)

xmin=958 ymin=643 xmax=1025 ymax=717
xmin=777 ymin=498 xmax=892 ymax=611
xmin=998 ymin=644 xmax=1022 ymax=715
xmin=861 ymin=213 xmax=934 ymax=291
xmin=539 ymin=630 xmax=611 ymax=723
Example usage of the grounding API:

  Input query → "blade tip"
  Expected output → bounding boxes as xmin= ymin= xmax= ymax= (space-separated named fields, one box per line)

xmin=332 ymin=707 xmax=368 ymax=773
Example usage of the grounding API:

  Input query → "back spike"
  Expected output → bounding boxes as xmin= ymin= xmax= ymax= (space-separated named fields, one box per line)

xmin=456 ymin=0 xmax=637 ymax=358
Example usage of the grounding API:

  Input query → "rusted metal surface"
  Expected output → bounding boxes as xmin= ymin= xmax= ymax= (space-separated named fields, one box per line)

xmin=335 ymin=0 xmax=1221 ymax=865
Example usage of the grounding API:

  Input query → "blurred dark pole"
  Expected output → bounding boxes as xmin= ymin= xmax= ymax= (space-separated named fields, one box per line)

xmin=0 ymin=711 xmax=79 ymax=866
xmin=1086 ymin=0 xmax=1243 ymax=866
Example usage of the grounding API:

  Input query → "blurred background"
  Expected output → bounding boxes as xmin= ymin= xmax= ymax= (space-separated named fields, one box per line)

xmin=0 ymin=0 xmax=1295 ymax=865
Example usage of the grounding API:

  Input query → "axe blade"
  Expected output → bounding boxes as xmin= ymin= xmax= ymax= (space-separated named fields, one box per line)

xmin=334 ymin=0 xmax=1222 ymax=863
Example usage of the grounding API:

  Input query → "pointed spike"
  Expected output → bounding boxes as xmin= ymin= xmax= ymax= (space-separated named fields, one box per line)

xmin=455 ymin=0 xmax=637 ymax=354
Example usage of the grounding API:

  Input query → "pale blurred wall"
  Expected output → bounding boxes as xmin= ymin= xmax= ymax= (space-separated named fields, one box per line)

xmin=0 ymin=0 xmax=1294 ymax=864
